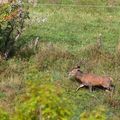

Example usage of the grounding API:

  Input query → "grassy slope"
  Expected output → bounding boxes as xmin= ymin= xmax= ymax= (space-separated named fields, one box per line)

xmin=1 ymin=1 xmax=120 ymax=119
xmin=22 ymin=4 xmax=120 ymax=52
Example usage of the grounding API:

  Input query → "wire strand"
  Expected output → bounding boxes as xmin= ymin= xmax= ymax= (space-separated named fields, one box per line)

xmin=27 ymin=3 xmax=120 ymax=8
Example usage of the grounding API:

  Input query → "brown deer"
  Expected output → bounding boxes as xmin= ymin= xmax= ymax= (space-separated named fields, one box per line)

xmin=69 ymin=66 xmax=114 ymax=92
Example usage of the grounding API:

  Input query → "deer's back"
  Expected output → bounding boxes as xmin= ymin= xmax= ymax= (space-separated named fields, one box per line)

xmin=80 ymin=73 xmax=110 ymax=86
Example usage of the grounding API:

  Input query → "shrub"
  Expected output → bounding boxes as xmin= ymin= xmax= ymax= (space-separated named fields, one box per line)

xmin=0 ymin=0 xmax=29 ymax=59
xmin=0 ymin=107 xmax=9 ymax=120
xmin=14 ymin=82 xmax=73 ymax=120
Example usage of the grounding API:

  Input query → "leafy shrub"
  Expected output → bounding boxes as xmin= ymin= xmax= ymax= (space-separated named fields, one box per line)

xmin=14 ymin=82 xmax=73 ymax=120
xmin=0 ymin=108 xmax=9 ymax=120
xmin=0 ymin=1 xmax=29 ymax=59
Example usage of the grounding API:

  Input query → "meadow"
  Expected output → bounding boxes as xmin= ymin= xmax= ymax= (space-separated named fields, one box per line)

xmin=0 ymin=0 xmax=120 ymax=119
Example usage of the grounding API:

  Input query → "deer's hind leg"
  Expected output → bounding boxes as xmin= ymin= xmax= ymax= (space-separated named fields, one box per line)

xmin=89 ymin=85 xmax=93 ymax=92
xmin=105 ymin=86 xmax=115 ymax=92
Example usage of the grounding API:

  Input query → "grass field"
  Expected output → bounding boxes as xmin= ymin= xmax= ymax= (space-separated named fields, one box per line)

xmin=1 ymin=1 xmax=120 ymax=119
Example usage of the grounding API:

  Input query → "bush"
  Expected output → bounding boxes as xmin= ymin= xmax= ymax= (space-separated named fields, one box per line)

xmin=0 ymin=1 xmax=29 ymax=59
xmin=14 ymin=81 xmax=73 ymax=120
xmin=0 ymin=108 xmax=9 ymax=120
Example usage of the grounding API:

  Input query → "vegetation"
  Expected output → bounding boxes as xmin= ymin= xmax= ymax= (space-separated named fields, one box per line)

xmin=0 ymin=1 xmax=29 ymax=59
xmin=0 ymin=0 xmax=120 ymax=120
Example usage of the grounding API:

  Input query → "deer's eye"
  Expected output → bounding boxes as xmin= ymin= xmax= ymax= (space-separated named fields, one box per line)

xmin=77 ymin=66 xmax=80 ymax=68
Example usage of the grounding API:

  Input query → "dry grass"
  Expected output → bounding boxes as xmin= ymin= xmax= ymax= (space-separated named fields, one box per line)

xmin=0 ymin=41 xmax=120 ymax=119
xmin=116 ymin=40 xmax=120 ymax=53
xmin=35 ymin=42 xmax=75 ymax=70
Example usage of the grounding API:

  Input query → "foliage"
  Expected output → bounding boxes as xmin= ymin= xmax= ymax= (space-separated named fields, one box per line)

xmin=0 ymin=108 xmax=9 ymax=120
xmin=14 ymin=82 xmax=73 ymax=120
xmin=0 ymin=1 xmax=29 ymax=59
xmin=0 ymin=92 xmax=6 ymax=99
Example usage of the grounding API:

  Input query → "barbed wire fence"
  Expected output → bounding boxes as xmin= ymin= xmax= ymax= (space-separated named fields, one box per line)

xmin=32 ymin=4 xmax=120 ymax=8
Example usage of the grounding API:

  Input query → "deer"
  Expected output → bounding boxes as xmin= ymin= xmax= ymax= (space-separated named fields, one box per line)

xmin=68 ymin=66 xmax=114 ymax=92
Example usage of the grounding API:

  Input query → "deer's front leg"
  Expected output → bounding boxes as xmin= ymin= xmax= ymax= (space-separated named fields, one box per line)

xmin=76 ymin=84 xmax=85 ymax=91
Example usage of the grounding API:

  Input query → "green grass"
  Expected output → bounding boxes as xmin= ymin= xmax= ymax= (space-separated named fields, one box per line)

xmin=0 ymin=92 xmax=6 ymax=99
xmin=1 ymin=2 xmax=120 ymax=120
xmin=20 ymin=4 xmax=120 ymax=53
xmin=19 ymin=4 xmax=120 ymax=119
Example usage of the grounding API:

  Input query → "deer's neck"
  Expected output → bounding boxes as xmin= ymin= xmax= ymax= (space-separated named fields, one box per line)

xmin=76 ymin=72 xmax=83 ymax=80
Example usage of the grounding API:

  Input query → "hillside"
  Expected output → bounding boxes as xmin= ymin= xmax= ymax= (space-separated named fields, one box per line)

xmin=0 ymin=1 xmax=120 ymax=120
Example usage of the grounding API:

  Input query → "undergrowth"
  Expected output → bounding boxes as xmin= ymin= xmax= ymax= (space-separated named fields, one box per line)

xmin=0 ymin=41 xmax=120 ymax=119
